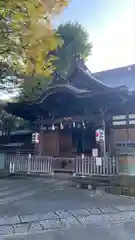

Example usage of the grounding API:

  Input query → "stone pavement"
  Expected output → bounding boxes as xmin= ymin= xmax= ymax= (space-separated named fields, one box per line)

xmin=0 ymin=177 xmax=135 ymax=239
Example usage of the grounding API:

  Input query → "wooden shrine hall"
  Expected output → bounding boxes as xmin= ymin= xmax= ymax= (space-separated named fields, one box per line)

xmin=4 ymin=56 xmax=135 ymax=158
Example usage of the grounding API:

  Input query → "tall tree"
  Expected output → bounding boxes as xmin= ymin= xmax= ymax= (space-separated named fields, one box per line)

xmin=20 ymin=21 xmax=92 ymax=100
xmin=0 ymin=101 xmax=32 ymax=135
xmin=0 ymin=0 xmax=68 ymax=95
xmin=0 ymin=109 xmax=18 ymax=135
xmin=54 ymin=22 xmax=92 ymax=75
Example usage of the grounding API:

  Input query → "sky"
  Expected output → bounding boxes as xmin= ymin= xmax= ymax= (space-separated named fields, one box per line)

xmin=1 ymin=0 xmax=135 ymax=100
xmin=54 ymin=0 xmax=135 ymax=72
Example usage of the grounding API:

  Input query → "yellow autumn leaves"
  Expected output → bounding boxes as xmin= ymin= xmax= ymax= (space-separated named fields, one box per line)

xmin=0 ymin=0 xmax=69 ymax=76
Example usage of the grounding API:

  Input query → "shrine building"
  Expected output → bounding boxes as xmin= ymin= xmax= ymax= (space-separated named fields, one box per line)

xmin=4 ymin=57 xmax=135 ymax=166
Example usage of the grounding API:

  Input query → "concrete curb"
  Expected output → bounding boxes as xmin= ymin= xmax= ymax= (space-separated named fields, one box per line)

xmin=7 ymin=172 xmax=73 ymax=180
xmin=0 ymin=171 xmax=11 ymax=178
xmin=108 ymin=192 xmax=135 ymax=200
xmin=8 ymin=173 xmax=55 ymax=180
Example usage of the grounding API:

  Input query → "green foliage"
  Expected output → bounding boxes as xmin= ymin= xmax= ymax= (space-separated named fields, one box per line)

xmin=0 ymin=109 xmax=18 ymax=135
xmin=19 ymin=21 xmax=92 ymax=100
xmin=54 ymin=22 xmax=92 ymax=74
xmin=0 ymin=108 xmax=34 ymax=135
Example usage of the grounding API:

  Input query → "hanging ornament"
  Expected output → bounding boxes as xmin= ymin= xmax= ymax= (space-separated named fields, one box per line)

xmin=52 ymin=124 xmax=55 ymax=131
xmin=82 ymin=121 xmax=86 ymax=129
xmin=60 ymin=122 xmax=64 ymax=130
xmin=73 ymin=121 xmax=76 ymax=128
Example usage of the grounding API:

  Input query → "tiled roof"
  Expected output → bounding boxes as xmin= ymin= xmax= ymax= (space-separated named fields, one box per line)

xmin=93 ymin=64 xmax=135 ymax=90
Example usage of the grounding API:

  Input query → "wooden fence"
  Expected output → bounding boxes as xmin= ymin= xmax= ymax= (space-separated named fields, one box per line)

xmin=5 ymin=155 xmax=118 ymax=176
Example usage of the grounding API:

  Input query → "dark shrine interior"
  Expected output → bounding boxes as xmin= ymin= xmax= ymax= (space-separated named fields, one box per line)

xmin=72 ymin=125 xmax=98 ymax=155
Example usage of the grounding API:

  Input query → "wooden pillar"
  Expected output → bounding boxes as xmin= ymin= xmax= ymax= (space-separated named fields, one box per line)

xmin=99 ymin=110 xmax=106 ymax=157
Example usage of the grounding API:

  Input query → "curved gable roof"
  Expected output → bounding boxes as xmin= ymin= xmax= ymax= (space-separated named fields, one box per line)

xmin=66 ymin=56 xmax=111 ymax=91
